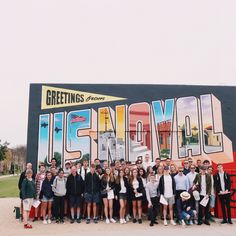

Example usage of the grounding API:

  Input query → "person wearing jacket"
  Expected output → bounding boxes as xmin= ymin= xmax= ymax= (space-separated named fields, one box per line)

xmin=66 ymin=166 xmax=84 ymax=224
xmin=84 ymin=164 xmax=101 ymax=224
xmin=21 ymin=169 xmax=36 ymax=229
xmin=193 ymin=165 xmax=212 ymax=225
xmin=159 ymin=166 xmax=176 ymax=226
xmin=52 ymin=168 xmax=67 ymax=223
xmin=40 ymin=171 xmax=54 ymax=224
xmin=214 ymin=163 xmax=232 ymax=224
xmin=18 ymin=162 xmax=35 ymax=221
xmin=101 ymin=168 xmax=116 ymax=224
xmin=129 ymin=168 xmax=144 ymax=224
xmin=115 ymin=169 xmax=130 ymax=224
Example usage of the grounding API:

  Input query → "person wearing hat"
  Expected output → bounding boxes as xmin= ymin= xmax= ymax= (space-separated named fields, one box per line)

xmin=159 ymin=165 xmax=176 ymax=226
xmin=176 ymin=191 xmax=197 ymax=226
xmin=193 ymin=165 xmax=212 ymax=225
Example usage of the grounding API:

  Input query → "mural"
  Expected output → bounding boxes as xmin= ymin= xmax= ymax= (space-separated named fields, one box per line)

xmin=31 ymin=85 xmax=235 ymax=169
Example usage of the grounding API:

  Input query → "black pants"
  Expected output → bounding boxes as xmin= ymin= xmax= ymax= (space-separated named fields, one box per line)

xmin=148 ymin=197 xmax=159 ymax=224
xmin=54 ymin=196 xmax=65 ymax=220
xmin=198 ymin=195 xmax=210 ymax=222
xmin=219 ymin=194 xmax=231 ymax=221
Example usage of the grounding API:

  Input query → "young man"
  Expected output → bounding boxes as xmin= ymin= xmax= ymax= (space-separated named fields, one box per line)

xmin=193 ymin=165 xmax=211 ymax=225
xmin=21 ymin=169 xmax=36 ymax=229
xmin=183 ymin=160 xmax=190 ymax=175
xmin=66 ymin=166 xmax=84 ymax=223
xmin=84 ymin=164 xmax=101 ymax=224
xmin=159 ymin=166 xmax=176 ymax=226
xmin=142 ymin=153 xmax=154 ymax=172
xmin=214 ymin=163 xmax=232 ymax=224
xmin=174 ymin=166 xmax=189 ymax=199
xmin=207 ymin=166 xmax=216 ymax=222
xmin=152 ymin=158 xmax=161 ymax=175
xmin=80 ymin=159 xmax=90 ymax=181
xmin=186 ymin=164 xmax=197 ymax=189
xmin=195 ymin=159 xmax=202 ymax=173
xmin=146 ymin=174 xmax=159 ymax=226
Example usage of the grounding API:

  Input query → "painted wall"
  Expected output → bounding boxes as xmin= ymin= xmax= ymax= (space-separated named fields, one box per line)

xmin=27 ymin=84 xmax=236 ymax=216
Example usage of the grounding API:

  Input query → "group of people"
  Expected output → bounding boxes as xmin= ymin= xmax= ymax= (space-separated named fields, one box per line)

xmin=18 ymin=154 xmax=233 ymax=229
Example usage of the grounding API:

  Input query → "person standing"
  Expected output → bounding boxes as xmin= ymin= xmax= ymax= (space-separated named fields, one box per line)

xmin=214 ymin=163 xmax=232 ymax=224
xmin=84 ymin=164 xmax=100 ymax=224
xmin=129 ymin=169 xmax=144 ymax=224
xmin=21 ymin=169 xmax=36 ymax=229
xmin=183 ymin=160 xmax=190 ymax=175
xmin=159 ymin=166 xmax=176 ymax=226
xmin=146 ymin=174 xmax=159 ymax=226
xmin=174 ymin=166 xmax=189 ymax=198
xmin=101 ymin=168 xmax=116 ymax=224
xmin=193 ymin=165 xmax=211 ymax=225
xmin=40 ymin=171 xmax=54 ymax=224
xmin=66 ymin=166 xmax=84 ymax=223
xmin=52 ymin=168 xmax=67 ymax=223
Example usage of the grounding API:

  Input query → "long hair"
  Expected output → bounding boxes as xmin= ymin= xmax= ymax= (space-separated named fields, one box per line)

xmin=129 ymin=168 xmax=138 ymax=185
xmin=102 ymin=168 xmax=115 ymax=182
xmin=116 ymin=169 xmax=125 ymax=184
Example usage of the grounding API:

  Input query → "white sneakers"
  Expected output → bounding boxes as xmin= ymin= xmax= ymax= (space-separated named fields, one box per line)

xmin=125 ymin=215 xmax=130 ymax=222
xmin=43 ymin=220 xmax=47 ymax=224
xmin=47 ymin=219 xmax=52 ymax=224
xmin=106 ymin=218 xmax=110 ymax=224
xmin=120 ymin=219 xmax=127 ymax=224
xmin=181 ymin=220 xmax=186 ymax=226
xmin=110 ymin=218 xmax=116 ymax=223
xmin=164 ymin=219 xmax=176 ymax=226
xmin=43 ymin=219 xmax=51 ymax=224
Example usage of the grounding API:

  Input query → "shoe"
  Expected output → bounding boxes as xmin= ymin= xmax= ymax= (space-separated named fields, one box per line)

xmin=150 ymin=222 xmax=154 ymax=227
xmin=228 ymin=220 xmax=233 ymax=225
xmin=125 ymin=216 xmax=130 ymax=222
xmin=110 ymin=218 xmax=116 ymax=223
xmin=70 ymin=219 xmax=75 ymax=224
xmin=197 ymin=221 xmax=202 ymax=225
xmin=43 ymin=220 xmax=47 ymax=224
xmin=60 ymin=219 xmax=65 ymax=224
xmin=204 ymin=220 xmax=210 ymax=226
xmin=24 ymin=224 xmax=32 ymax=229
xmin=32 ymin=217 xmax=38 ymax=222
xmin=154 ymin=220 xmax=158 ymax=224
xmin=189 ymin=220 xmax=193 ymax=225
xmin=94 ymin=218 xmax=98 ymax=224
xmin=120 ymin=219 xmax=124 ymax=224
xmin=56 ymin=219 xmax=60 ymax=224
xmin=221 ymin=220 xmax=227 ymax=224
xmin=77 ymin=218 xmax=81 ymax=223
xmin=171 ymin=220 xmax=176 ymax=226
xmin=133 ymin=218 xmax=137 ymax=223
xmin=47 ymin=219 xmax=51 ymax=224
xmin=138 ymin=219 xmax=142 ymax=224
xmin=106 ymin=218 xmax=110 ymax=224
xmin=123 ymin=219 xmax=127 ymax=224
xmin=181 ymin=220 xmax=186 ymax=226
xmin=164 ymin=219 xmax=168 ymax=226
xmin=86 ymin=218 xmax=90 ymax=224
xmin=209 ymin=217 xmax=216 ymax=223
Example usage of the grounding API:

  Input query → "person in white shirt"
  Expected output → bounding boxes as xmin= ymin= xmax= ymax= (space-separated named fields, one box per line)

xmin=174 ymin=166 xmax=189 ymax=199
xmin=186 ymin=164 xmax=197 ymax=189
xmin=159 ymin=166 xmax=176 ymax=226
xmin=142 ymin=154 xmax=154 ymax=171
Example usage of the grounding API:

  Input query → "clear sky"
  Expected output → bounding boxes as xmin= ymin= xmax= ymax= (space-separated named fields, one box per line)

xmin=0 ymin=0 xmax=236 ymax=147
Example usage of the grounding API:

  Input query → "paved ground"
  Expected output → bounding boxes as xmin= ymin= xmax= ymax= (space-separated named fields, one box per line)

xmin=0 ymin=198 xmax=235 ymax=236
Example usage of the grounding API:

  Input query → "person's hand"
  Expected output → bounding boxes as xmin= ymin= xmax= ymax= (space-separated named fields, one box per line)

xmin=186 ymin=206 xmax=191 ymax=211
xmin=148 ymin=202 xmax=152 ymax=208
xmin=219 ymin=191 xmax=223 ymax=195
xmin=205 ymin=194 xmax=209 ymax=199
xmin=115 ymin=195 xmax=118 ymax=200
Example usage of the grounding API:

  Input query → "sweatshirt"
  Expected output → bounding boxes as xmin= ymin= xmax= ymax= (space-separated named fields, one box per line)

xmin=52 ymin=176 xmax=67 ymax=197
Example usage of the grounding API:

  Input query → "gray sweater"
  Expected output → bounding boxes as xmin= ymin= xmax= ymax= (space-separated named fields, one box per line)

xmin=52 ymin=176 xmax=67 ymax=197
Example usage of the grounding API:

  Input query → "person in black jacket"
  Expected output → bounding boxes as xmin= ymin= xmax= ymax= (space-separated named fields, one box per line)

xmin=115 ymin=169 xmax=130 ymax=224
xmin=129 ymin=168 xmax=144 ymax=224
xmin=84 ymin=164 xmax=101 ymax=224
xmin=66 ymin=166 xmax=84 ymax=224
xmin=214 ymin=163 xmax=232 ymax=224
xmin=159 ymin=166 xmax=176 ymax=226
xmin=40 ymin=171 xmax=54 ymax=224
xmin=101 ymin=168 xmax=116 ymax=223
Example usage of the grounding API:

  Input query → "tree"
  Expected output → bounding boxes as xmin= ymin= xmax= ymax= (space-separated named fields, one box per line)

xmin=0 ymin=140 xmax=9 ymax=162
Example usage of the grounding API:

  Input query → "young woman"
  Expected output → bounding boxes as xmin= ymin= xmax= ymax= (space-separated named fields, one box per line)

xmin=40 ymin=171 xmax=54 ymax=224
xmin=21 ymin=169 xmax=36 ymax=229
xmin=101 ymin=168 xmax=116 ymax=223
xmin=115 ymin=169 xmax=130 ymax=224
xmin=159 ymin=166 xmax=176 ymax=226
xmin=34 ymin=163 xmax=46 ymax=221
xmin=129 ymin=168 xmax=144 ymax=224
xmin=124 ymin=167 xmax=132 ymax=221
xmin=52 ymin=168 xmax=67 ymax=223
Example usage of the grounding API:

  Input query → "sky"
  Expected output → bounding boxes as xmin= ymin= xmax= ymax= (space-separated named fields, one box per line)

xmin=0 ymin=0 xmax=236 ymax=147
